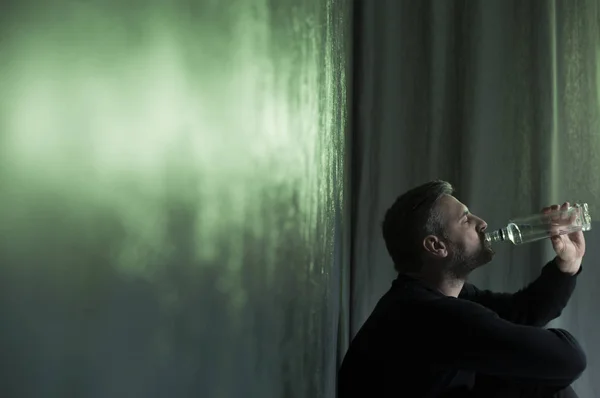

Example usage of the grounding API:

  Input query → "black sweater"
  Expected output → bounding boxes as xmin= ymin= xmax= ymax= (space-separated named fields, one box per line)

xmin=338 ymin=259 xmax=586 ymax=398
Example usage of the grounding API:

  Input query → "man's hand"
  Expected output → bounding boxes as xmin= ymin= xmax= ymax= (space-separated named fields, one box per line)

xmin=542 ymin=202 xmax=586 ymax=275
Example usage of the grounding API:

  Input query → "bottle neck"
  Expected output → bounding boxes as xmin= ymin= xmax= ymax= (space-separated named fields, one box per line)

xmin=485 ymin=228 xmax=508 ymax=243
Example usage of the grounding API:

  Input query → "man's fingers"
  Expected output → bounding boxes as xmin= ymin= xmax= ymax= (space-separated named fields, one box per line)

xmin=542 ymin=203 xmax=579 ymax=236
xmin=542 ymin=204 xmax=561 ymax=213
xmin=544 ymin=204 xmax=562 ymax=232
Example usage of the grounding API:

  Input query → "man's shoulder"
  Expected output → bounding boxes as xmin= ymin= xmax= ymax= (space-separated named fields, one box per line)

xmin=363 ymin=278 xmax=497 ymax=328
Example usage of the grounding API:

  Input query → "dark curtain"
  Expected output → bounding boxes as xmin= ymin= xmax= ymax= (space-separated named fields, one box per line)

xmin=350 ymin=1 xmax=600 ymax=396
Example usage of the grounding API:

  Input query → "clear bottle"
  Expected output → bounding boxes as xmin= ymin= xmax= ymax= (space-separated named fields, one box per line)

xmin=485 ymin=202 xmax=592 ymax=245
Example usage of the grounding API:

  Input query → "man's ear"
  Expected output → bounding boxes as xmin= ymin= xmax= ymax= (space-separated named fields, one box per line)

xmin=423 ymin=235 xmax=448 ymax=259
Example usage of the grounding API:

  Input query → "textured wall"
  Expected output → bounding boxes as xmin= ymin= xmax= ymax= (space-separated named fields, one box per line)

xmin=0 ymin=1 xmax=351 ymax=397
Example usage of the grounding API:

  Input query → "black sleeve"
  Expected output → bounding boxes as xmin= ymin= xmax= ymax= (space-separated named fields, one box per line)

xmin=458 ymin=258 xmax=580 ymax=327
xmin=417 ymin=297 xmax=586 ymax=386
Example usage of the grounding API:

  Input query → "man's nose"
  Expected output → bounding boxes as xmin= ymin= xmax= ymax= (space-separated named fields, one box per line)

xmin=478 ymin=219 xmax=488 ymax=232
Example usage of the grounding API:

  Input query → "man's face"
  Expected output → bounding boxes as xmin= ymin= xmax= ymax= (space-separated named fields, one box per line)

xmin=437 ymin=195 xmax=494 ymax=275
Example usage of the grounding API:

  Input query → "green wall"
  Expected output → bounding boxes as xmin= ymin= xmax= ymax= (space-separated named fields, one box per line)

xmin=0 ymin=1 xmax=351 ymax=397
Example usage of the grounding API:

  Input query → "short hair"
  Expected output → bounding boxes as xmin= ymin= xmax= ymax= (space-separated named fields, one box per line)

xmin=382 ymin=180 xmax=454 ymax=272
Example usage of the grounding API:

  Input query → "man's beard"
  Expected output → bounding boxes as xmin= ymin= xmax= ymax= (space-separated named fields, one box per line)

xmin=445 ymin=237 xmax=494 ymax=279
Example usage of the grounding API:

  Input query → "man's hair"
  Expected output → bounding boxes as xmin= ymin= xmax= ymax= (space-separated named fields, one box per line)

xmin=382 ymin=180 xmax=454 ymax=272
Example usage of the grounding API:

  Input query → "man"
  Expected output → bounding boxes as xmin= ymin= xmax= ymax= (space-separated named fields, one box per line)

xmin=338 ymin=180 xmax=586 ymax=398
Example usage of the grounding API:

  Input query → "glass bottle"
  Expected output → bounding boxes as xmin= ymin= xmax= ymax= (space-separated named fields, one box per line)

xmin=485 ymin=202 xmax=592 ymax=245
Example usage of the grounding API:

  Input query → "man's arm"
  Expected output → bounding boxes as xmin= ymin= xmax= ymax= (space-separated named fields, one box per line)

xmin=412 ymin=297 xmax=586 ymax=387
xmin=458 ymin=258 xmax=580 ymax=327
